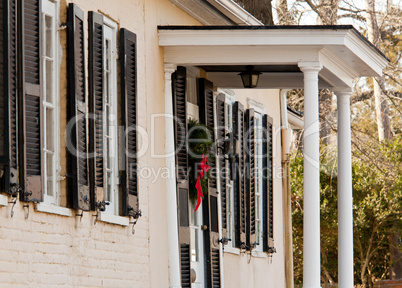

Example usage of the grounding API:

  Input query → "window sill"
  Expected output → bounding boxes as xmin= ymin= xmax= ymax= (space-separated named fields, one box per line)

xmin=99 ymin=212 xmax=129 ymax=226
xmin=35 ymin=203 xmax=73 ymax=217
xmin=0 ymin=194 xmax=8 ymax=206
xmin=251 ymin=250 xmax=267 ymax=258
xmin=223 ymin=245 xmax=240 ymax=255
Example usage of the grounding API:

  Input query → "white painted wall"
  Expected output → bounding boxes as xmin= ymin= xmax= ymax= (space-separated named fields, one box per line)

xmin=222 ymin=89 xmax=286 ymax=288
xmin=0 ymin=1 xmax=286 ymax=287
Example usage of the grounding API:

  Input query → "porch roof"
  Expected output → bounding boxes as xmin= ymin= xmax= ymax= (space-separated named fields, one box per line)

xmin=158 ymin=25 xmax=389 ymax=90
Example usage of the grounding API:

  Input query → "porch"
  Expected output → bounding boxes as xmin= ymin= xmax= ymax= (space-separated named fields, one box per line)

xmin=158 ymin=25 xmax=389 ymax=288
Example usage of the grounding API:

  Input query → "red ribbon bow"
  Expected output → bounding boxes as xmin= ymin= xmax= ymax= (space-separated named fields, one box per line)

xmin=194 ymin=154 xmax=210 ymax=212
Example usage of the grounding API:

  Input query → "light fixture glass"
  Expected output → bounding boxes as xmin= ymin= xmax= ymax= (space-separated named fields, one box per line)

xmin=239 ymin=65 xmax=261 ymax=88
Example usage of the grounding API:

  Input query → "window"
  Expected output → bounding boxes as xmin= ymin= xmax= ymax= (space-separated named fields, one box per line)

xmin=254 ymin=112 xmax=263 ymax=252
xmin=42 ymin=0 xmax=59 ymax=205
xmin=88 ymin=12 xmax=121 ymax=215
xmin=102 ymin=19 xmax=118 ymax=215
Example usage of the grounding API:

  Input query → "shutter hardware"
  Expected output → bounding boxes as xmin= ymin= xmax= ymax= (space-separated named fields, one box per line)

xmin=76 ymin=210 xmax=84 ymax=221
xmin=127 ymin=208 xmax=142 ymax=235
xmin=267 ymin=246 xmax=277 ymax=254
xmin=8 ymin=185 xmax=22 ymax=217
xmin=58 ymin=22 xmax=70 ymax=31
xmin=218 ymin=237 xmax=231 ymax=245
xmin=23 ymin=204 xmax=29 ymax=219
xmin=127 ymin=206 xmax=142 ymax=219
xmin=93 ymin=201 xmax=110 ymax=225
xmin=216 ymin=132 xmax=238 ymax=181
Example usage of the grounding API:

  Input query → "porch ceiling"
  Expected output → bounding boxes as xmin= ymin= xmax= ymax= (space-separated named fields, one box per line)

xmin=158 ymin=25 xmax=389 ymax=90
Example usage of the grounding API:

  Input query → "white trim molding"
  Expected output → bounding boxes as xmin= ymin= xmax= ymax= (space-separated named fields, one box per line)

xmin=168 ymin=0 xmax=233 ymax=25
xmin=99 ymin=212 xmax=130 ymax=226
xmin=247 ymin=98 xmax=265 ymax=113
xmin=0 ymin=194 xmax=8 ymax=207
xmin=35 ymin=203 xmax=73 ymax=217
xmin=205 ymin=0 xmax=262 ymax=25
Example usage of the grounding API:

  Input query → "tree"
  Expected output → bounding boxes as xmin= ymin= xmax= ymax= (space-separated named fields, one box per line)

xmin=290 ymin=139 xmax=402 ymax=287
xmin=364 ymin=0 xmax=392 ymax=141
xmin=234 ymin=0 xmax=274 ymax=25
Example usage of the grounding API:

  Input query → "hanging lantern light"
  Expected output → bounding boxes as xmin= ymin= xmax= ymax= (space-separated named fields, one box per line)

xmin=239 ymin=65 xmax=261 ymax=88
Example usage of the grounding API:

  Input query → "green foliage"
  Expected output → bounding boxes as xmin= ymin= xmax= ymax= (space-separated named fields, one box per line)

xmin=187 ymin=119 xmax=214 ymax=204
xmin=290 ymin=139 xmax=402 ymax=287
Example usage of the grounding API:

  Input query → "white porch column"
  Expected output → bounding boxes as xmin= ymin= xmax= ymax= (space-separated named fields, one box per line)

xmin=298 ymin=62 xmax=322 ymax=288
xmin=164 ymin=64 xmax=182 ymax=288
xmin=336 ymin=90 xmax=354 ymax=288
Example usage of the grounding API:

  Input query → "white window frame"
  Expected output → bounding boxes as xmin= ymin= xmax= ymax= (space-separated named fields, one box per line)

xmin=41 ymin=0 xmax=60 ymax=205
xmin=248 ymin=98 xmax=265 ymax=255
xmin=102 ymin=17 xmax=119 ymax=216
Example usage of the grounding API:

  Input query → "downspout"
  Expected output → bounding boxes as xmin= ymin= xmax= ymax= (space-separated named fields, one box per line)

xmin=280 ymin=89 xmax=294 ymax=288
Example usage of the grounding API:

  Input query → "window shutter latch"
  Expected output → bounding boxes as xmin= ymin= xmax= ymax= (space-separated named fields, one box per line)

xmin=218 ymin=237 xmax=231 ymax=246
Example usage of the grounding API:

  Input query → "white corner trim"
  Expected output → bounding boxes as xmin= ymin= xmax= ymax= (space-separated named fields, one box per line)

xmin=224 ymin=245 xmax=240 ymax=255
xmin=247 ymin=98 xmax=265 ymax=114
xmin=0 ymin=194 xmax=8 ymax=206
xmin=35 ymin=203 xmax=73 ymax=217
xmin=252 ymin=250 xmax=268 ymax=258
xmin=206 ymin=0 xmax=263 ymax=26
xmin=99 ymin=212 xmax=130 ymax=226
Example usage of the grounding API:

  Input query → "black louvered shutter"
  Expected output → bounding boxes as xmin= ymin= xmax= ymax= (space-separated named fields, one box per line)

xmin=0 ymin=0 xmax=19 ymax=196
xmin=263 ymin=114 xmax=275 ymax=251
xmin=215 ymin=93 xmax=227 ymax=244
xmin=245 ymin=109 xmax=257 ymax=249
xmin=172 ymin=66 xmax=191 ymax=288
xmin=120 ymin=28 xmax=140 ymax=218
xmin=20 ymin=0 xmax=43 ymax=202
xmin=199 ymin=79 xmax=221 ymax=288
xmin=88 ymin=11 xmax=104 ymax=211
xmin=67 ymin=4 xmax=90 ymax=210
xmin=233 ymin=102 xmax=246 ymax=249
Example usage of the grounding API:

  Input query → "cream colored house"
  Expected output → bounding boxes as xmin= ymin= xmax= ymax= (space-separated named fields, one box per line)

xmin=0 ymin=0 xmax=388 ymax=288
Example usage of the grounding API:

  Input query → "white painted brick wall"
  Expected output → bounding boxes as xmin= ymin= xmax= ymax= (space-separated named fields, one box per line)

xmin=0 ymin=200 xmax=149 ymax=287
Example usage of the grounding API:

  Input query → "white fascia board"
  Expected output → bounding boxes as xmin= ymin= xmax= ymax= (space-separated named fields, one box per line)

xmin=169 ymin=0 xmax=233 ymax=25
xmin=158 ymin=29 xmax=349 ymax=47
xmin=205 ymin=0 xmax=263 ymax=25
xmin=163 ymin=46 xmax=320 ymax=66
xmin=344 ymin=31 xmax=389 ymax=77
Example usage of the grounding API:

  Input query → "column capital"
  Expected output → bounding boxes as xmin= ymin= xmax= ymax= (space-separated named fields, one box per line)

xmin=164 ymin=63 xmax=177 ymax=77
xmin=333 ymin=89 xmax=353 ymax=98
xmin=298 ymin=61 xmax=322 ymax=73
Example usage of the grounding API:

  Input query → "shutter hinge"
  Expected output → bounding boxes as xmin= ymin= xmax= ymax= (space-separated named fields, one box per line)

xmin=127 ymin=206 xmax=142 ymax=219
xmin=129 ymin=209 xmax=142 ymax=235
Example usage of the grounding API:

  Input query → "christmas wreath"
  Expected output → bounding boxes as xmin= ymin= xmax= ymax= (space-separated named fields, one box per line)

xmin=187 ymin=119 xmax=215 ymax=209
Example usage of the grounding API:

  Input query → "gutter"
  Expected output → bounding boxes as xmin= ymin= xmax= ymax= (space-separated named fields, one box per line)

xmin=280 ymin=89 xmax=295 ymax=288
xmin=205 ymin=0 xmax=263 ymax=25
